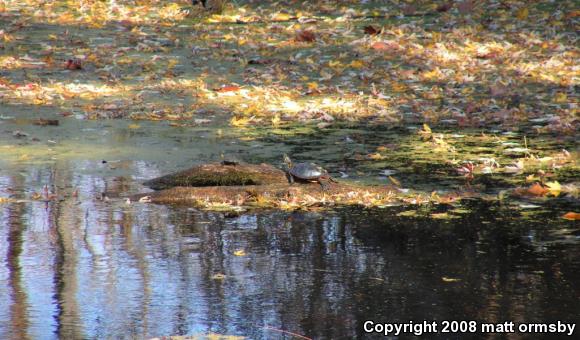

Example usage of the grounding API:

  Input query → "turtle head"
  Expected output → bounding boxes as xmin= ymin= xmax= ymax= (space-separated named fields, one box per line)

xmin=283 ymin=154 xmax=292 ymax=168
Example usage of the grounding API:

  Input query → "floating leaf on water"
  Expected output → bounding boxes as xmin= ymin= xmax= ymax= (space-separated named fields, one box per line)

xmin=545 ymin=181 xmax=561 ymax=196
xmin=397 ymin=210 xmax=417 ymax=217
xmin=517 ymin=203 xmax=542 ymax=209
xmin=430 ymin=212 xmax=459 ymax=219
xmin=503 ymin=147 xmax=529 ymax=154
xmin=388 ymin=176 xmax=401 ymax=187
xmin=562 ymin=212 xmax=580 ymax=220
xmin=450 ymin=208 xmax=471 ymax=214
xmin=233 ymin=249 xmax=247 ymax=256
xmin=527 ymin=183 xmax=548 ymax=197
xmin=138 ymin=196 xmax=152 ymax=203
xmin=379 ymin=169 xmax=397 ymax=176
xmin=441 ymin=276 xmax=461 ymax=282
xmin=211 ymin=273 xmax=226 ymax=280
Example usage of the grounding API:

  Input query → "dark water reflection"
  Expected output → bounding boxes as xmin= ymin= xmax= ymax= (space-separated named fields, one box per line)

xmin=1 ymin=180 xmax=579 ymax=339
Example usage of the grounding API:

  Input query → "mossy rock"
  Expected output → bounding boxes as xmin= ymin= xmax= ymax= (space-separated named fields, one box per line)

xmin=144 ymin=162 xmax=288 ymax=190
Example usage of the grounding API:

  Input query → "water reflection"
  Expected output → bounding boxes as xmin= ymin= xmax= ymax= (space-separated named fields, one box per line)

xmin=1 ymin=168 xmax=579 ymax=340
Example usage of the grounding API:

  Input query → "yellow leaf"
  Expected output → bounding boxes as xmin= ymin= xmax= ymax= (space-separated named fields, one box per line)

xmin=272 ymin=13 xmax=291 ymax=21
xmin=0 ymin=197 xmax=12 ymax=203
xmin=516 ymin=7 xmax=529 ymax=20
xmin=328 ymin=60 xmax=342 ymax=68
xmin=230 ymin=116 xmax=250 ymax=127
xmin=3 ymin=33 xmax=14 ymax=42
xmin=233 ymin=249 xmax=246 ymax=256
xmin=388 ymin=176 xmax=401 ymax=187
xmin=431 ymin=32 xmax=441 ymax=42
xmin=367 ymin=153 xmax=385 ymax=160
xmin=545 ymin=181 xmax=561 ymax=196
xmin=271 ymin=114 xmax=280 ymax=126
xmin=350 ymin=60 xmax=364 ymax=68
xmin=391 ymin=82 xmax=407 ymax=93
xmin=307 ymin=82 xmax=318 ymax=90
xmin=128 ymin=124 xmax=140 ymax=129
xmin=397 ymin=210 xmax=417 ymax=217
xmin=554 ymin=92 xmax=567 ymax=103
xmin=167 ymin=59 xmax=178 ymax=70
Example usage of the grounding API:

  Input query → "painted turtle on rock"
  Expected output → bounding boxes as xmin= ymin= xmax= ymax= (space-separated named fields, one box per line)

xmin=283 ymin=154 xmax=336 ymax=190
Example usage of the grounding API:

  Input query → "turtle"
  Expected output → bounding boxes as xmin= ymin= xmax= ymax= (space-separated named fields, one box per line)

xmin=283 ymin=154 xmax=336 ymax=190
xmin=220 ymin=153 xmax=241 ymax=166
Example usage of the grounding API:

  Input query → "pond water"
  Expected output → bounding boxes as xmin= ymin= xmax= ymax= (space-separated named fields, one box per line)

xmin=1 ymin=116 xmax=579 ymax=339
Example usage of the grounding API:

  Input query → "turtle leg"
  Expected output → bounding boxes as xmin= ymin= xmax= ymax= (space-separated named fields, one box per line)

xmin=319 ymin=179 xmax=329 ymax=191
xmin=286 ymin=172 xmax=294 ymax=184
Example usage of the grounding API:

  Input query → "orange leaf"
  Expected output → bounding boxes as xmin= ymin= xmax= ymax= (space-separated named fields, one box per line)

xmin=214 ymin=85 xmax=241 ymax=93
xmin=562 ymin=212 xmax=580 ymax=220
xmin=370 ymin=41 xmax=391 ymax=51
xmin=527 ymin=183 xmax=548 ymax=196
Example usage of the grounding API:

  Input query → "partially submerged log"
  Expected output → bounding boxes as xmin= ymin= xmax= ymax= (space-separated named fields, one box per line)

xmin=144 ymin=162 xmax=288 ymax=190
xmin=132 ymin=182 xmax=400 ymax=209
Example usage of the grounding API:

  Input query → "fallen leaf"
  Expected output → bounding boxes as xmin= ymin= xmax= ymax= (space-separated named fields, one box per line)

xmin=364 ymin=25 xmax=380 ymax=35
xmin=442 ymin=276 xmax=461 ymax=282
xmin=295 ymin=30 xmax=316 ymax=42
xmin=214 ymin=85 xmax=241 ymax=93
xmin=527 ymin=183 xmax=548 ymax=197
xmin=233 ymin=249 xmax=246 ymax=256
xmin=370 ymin=41 xmax=398 ymax=51
xmin=64 ymin=59 xmax=82 ymax=70
xmin=516 ymin=7 xmax=529 ymax=20
xmin=436 ymin=2 xmax=454 ymax=13
xmin=562 ymin=212 xmax=580 ymax=220
xmin=545 ymin=181 xmax=561 ymax=196
xmin=388 ymin=176 xmax=401 ymax=187
xmin=457 ymin=0 xmax=475 ymax=15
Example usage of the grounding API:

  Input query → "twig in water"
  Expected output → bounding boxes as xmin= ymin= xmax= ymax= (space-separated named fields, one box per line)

xmin=263 ymin=326 xmax=313 ymax=340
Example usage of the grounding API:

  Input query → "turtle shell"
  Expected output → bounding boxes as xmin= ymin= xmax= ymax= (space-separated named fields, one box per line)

xmin=289 ymin=162 xmax=326 ymax=180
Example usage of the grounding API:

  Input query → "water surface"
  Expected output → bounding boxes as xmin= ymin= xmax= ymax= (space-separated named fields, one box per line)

xmin=1 ymin=115 xmax=579 ymax=339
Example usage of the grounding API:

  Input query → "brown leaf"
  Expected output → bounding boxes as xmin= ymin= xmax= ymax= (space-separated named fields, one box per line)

xmin=248 ymin=59 xmax=273 ymax=65
xmin=33 ymin=119 xmax=59 ymax=126
xmin=490 ymin=83 xmax=508 ymax=98
xmin=364 ymin=25 xmax=380 ymax=35
xmin=295 ymin=30 xmax=316 ymax=42
xmin=402 ymin=4 xmax=417 ymax=16
xmin=436 ymin=2 xmax=454 ymax=12
xmin=64 ymin=59 xmax=82 ymax=70
xmin=457 ymin=0 xmax=475 ymax=15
